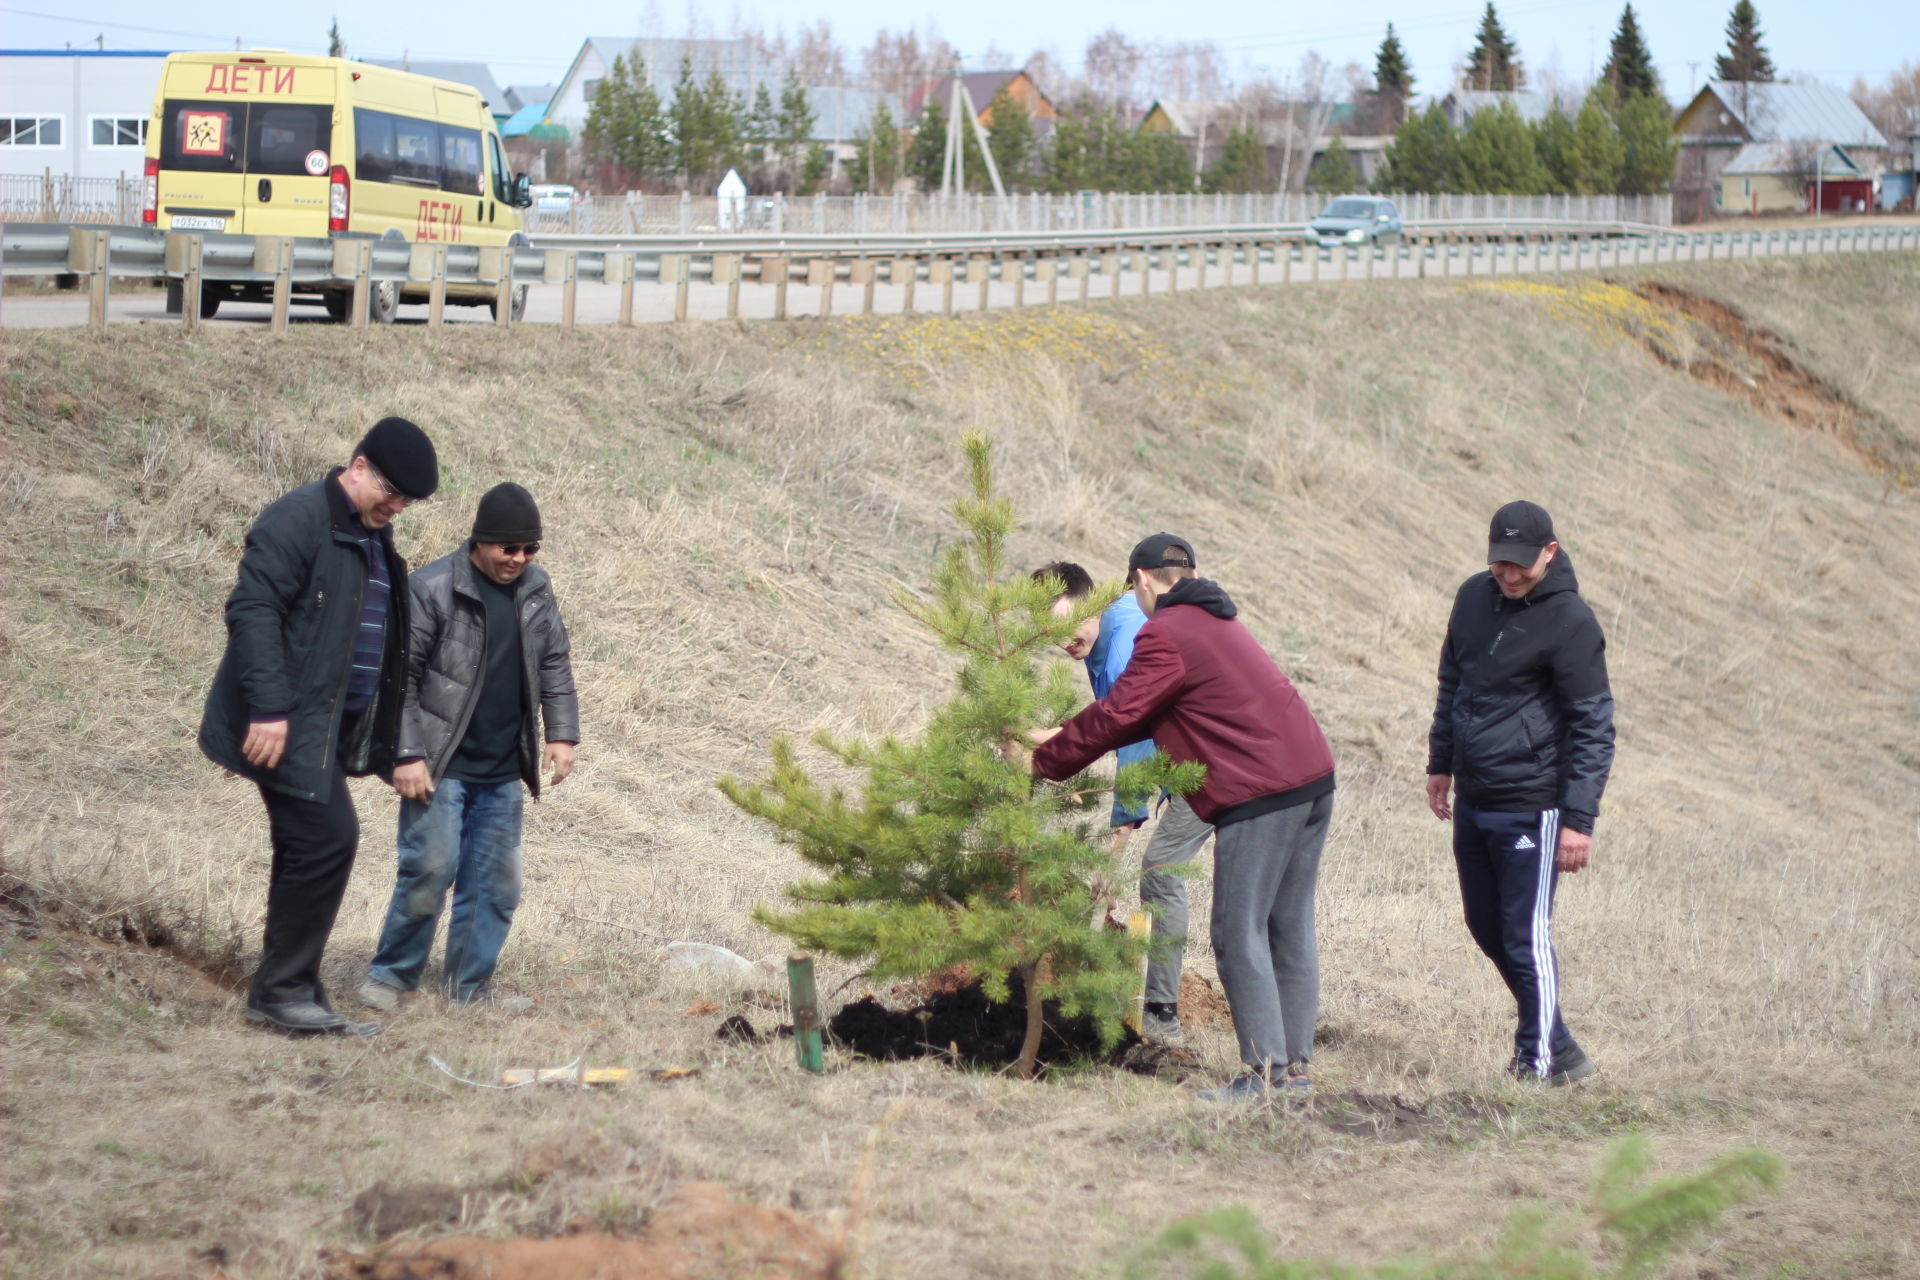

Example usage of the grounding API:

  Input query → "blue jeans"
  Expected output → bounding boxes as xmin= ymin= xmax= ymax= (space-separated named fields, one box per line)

xmin=367 ymin=779 xmax=524 ymax=1000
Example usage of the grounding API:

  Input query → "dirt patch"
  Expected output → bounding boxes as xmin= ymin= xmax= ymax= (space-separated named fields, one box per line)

xmin=1178 ymin=972 xmax=1234 ymax=1029
xmin=1632 ymin=282 xmax=1874 ymax=458
xmin=1312 ymin=1091 xmax=1513 ymax=1143
xmin=350 ymin=1184 xmax=475 ymax=1241
xmin=326 ymin=1181 xmax=840 ymax=1280
xmin=830 ymin=969 xmax=1135 ymax=1071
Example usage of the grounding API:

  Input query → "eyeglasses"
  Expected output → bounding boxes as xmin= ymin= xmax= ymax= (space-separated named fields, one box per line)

xmin=364 ymin=461 xmax=424 ymax=508
xmin=499 ymin=543 xmax=540 ymax=557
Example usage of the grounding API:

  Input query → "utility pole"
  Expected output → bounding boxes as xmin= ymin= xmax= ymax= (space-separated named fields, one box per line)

xmin=939 ymin=56 xmax=1005 ymax=199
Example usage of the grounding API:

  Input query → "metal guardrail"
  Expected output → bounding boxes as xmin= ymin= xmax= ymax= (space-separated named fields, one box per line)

xmin=5 ymin=219 xmax=1917 ymax=331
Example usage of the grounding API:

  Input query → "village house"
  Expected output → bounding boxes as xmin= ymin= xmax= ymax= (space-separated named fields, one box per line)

xmin=1674 ymin=79 xmax=1888 ymax=220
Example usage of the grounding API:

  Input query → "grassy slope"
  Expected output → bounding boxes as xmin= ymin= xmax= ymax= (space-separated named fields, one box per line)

xmin=3 ymin=254 xmax=1919 ymax=1279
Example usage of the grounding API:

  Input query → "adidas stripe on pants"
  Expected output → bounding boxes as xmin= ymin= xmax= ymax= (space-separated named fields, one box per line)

xmin=1452 ymin=799 xmax=1579 ymax=1077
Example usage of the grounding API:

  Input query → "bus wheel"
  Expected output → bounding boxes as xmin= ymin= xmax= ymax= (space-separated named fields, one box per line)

xmin=488 ymin=284 xmax=529 ymax=323
xmin=368 ymin=280 xmax=401 ymax=324
xmin=167 ymin=281 xmax=224 ymax=318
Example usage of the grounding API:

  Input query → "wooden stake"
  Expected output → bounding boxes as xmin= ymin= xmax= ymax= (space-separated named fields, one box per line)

xmin=787 ymin=954 xmax=825 ymax=1074
xmin=428 ymin=244 xmax=448 ymax=327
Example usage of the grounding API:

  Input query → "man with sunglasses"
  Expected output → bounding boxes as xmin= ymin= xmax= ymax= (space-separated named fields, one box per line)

xmin=200 ymin=416 xmax=438 ymax=1036
xmin=358 ymin=482 xmax=578 ymax=1013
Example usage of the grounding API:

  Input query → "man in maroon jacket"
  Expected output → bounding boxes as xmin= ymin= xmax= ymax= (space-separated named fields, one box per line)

xmin=1019 ymin=534 xmax=1336 ymax=1100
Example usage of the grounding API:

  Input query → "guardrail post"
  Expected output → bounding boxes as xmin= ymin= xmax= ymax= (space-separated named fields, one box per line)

xmin=658 ymin=254 xmax=688 ymax=322
xmin=608 ymin=253 xmax=635 ymax=326
xmin=1194 ymin=242 xmax=1206 ymax=289
xmin=1310 ymin=242 xmax=1321 ymax=283
xmin=492 ymin=246 xmax=515 ymax=329
xmin=712 ymin=254 xmax=740 ymax=319
xmin=769 ymin=256 xmax=790 ymax=320
xmin=1138 ymin=249 xmax=1151 ymax=296
xmin=561 ymin=251 xmax=579 ymax=330
xmin=254 ymin=236 xmax=291 ymax=335
xmin=428 ymin=244 xmax=449 ymax=327
xmin=931 ymin=258 xmax=953 ymax=315
xmin=1247 ymin=241 xmax=1260 ymax=287
xmin=810 ymin=258 xmax=834 ymax=318
xmin=972 ymin=256 xmax=990 ymax=311
xmin=679 ymin=190 xmax=692 ymax=235
xmin=71 ymin=228 xmax=112 ymax=332
xmin=1037 ymin=258 xmax=1057 ymax=305
xmin=165 ymin=232 xmax=207 ymax=332
xmin=893 ymin=258 xmax=915 ymax=314
xmin=1012 ymin=253 xmax=1026 ymax=309
xmin=854 ymin=259 xmax=876 ymax=315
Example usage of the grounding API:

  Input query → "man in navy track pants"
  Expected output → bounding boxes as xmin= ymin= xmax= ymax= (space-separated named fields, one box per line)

xmin=1426 ymin=501 xmax=1615 ymax=1085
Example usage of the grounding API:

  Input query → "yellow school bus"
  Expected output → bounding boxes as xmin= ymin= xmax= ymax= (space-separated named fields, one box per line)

xmin=143 ymin=51 xmax=533 ymax=321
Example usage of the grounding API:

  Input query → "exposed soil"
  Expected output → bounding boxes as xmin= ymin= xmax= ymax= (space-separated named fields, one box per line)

xmin=830 ymin=969 xmax=1137 ymax=1071
xmin=325 ymin=1181 xmax=840 ymax=1280
xmin=1177 ymin=971 xmax=1234 ymax=1029
xmin=1631 ymin=282 xmax=1870 ymax=455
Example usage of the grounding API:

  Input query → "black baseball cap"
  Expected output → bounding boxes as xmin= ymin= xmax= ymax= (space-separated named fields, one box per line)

xmin=1128 ymin=533 xmax=1197 ymax=575
xmin=1487 ymin=500 xmax=1555 ymax=566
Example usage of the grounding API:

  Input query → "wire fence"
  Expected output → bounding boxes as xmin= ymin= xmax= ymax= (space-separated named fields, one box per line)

xmin=0 ymin=174 xmax=143 ymax=225
xmin=0 ymin=174 xmax=1673 ymax=234
xmin=527 ymin=190 xmax=1677 ymax=236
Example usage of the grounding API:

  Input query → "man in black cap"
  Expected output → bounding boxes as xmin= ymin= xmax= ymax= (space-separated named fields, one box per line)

xmin=1426 ymin=500 xmax=1615 ymax=1085
xmin=1021 ymin=534 xmax=1337 ymax=1101
xmin=357 ymin=483 xmax=578 ymax=1014
xmin=200 ymin=416 xmax=439 ymax=1036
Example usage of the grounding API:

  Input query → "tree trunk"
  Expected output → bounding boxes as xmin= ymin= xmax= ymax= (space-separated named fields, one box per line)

xmin=1016 ymin=959 xmax=1045 ymax=1080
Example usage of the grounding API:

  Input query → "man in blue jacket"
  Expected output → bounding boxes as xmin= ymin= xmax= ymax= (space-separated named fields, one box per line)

xmin=1033 ymin=561 xmax=1213 ymax=1045
xmin=1426 ymin=501 xmax=1615 ymax=1085
xmin=200 ymin=417 xmax=438 ymax=1037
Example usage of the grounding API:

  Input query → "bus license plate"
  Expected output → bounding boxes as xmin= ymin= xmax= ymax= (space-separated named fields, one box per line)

xmin=170 ymin=215 xmax=226 ymax=231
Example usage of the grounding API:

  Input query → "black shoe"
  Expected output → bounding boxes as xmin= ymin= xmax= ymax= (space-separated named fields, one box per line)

xmin=245 ymin=999 xmax=382 ymax=1037
xmin=1547 ymin=1046 xmax=1596 ymax=1086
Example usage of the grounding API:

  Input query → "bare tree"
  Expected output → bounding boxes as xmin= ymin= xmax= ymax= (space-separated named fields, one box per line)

xmin=1084 ymin=29 xmax=1145 ymax=110
xmin=792 ymin=20 xmax=846 ymax=81
xmin=1850 ymin=63 xmax=1920 ymax=148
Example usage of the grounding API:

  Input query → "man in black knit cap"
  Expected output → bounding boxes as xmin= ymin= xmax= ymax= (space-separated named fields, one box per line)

xmin=357 ymin=483 xmax=578 ymax=1013
xmin=201 ymin=416 xmax=438 ymax=1036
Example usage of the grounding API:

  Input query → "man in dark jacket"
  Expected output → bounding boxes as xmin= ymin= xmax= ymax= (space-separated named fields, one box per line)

xmin=1427 ymin=500 xmax=1615 ymax=1085
xmin=1023 ymin=534 xmax=1336 ymax=1100
xmin=356 ymin=483 xmax=579 ymax=1012
xmin=199 ymin=416 xmax=438 ymax=1036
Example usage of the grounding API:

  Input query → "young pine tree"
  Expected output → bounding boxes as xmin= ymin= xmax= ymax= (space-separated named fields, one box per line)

xmin=1455 ymin=99 xmax=1546 ymax=193
xmin=984 ymin=86 xmax=1036 ymax=190
xmin=1205 ymin=123 xmax=1271 ymax=194
xmin=1377 ymin=101 xmax=1457 ymax=193
xmin=1600 ymin=4 xmax=1662 ymax=101
xmin=720 ymin=435 xmax=1197 ymax=1079
xmin=1372 ymin=24 xmax=1414 ymax=129
xmin=1305 ymin=134 xmax=1359 ymax=194
xmin=1715 ymin=0 xmax=1775 ymax=83
xmin=1568 ymin=85 xmax=1625 ymax=194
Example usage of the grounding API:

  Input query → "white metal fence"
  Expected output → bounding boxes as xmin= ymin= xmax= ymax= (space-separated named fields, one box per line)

xmin=0 ymin=174 xmax=143 ymax=225
xmin=527 ymin=190 xmax=1675 ymax=236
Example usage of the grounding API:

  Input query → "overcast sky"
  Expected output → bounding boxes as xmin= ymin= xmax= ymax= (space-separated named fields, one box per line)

xmin=2 ymin=0 xmax=1910 ymax=101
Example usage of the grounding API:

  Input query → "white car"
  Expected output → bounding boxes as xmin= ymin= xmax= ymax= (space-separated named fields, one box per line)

xmin=530 ymin=184 xmax=582 ymax=216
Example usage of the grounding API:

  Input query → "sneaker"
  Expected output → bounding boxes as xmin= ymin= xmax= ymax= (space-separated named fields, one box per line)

xmin=1278 ymin=1063 xmax=1314 ymax=1095
xmin=1141 ymin=1010 xmax=1186 ymax=1045
xmin=1198 ymin=1071 xmax=1273 ymax=1103
xmin=356 ymin=979 xmax=402 ymax=1013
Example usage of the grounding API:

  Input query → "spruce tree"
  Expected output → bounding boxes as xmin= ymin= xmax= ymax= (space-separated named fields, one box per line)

xmin=583 ymin=55 xmax=669 ymax=185
xmin=1599 ymin=5 xmax=1661 ymax=100
xmin=1715 ymin=1 xmax=1775 ymax=83
xmin=1617 ymin=90 xmax=1680 ymax=194
xmin=1305 ymin=135 xmax=1359 ymax=194
xmin=744 ymin=83 xmax=779 ymax=172
xmin=1466 ymin=3 xmax=1527 ymax=92
xmin=720 ymin=435 xmax=1195 ymax=1079
xmin=1376 ymin=101 xmax=1457 ymax=193
xmin=1372 ymin=24 xmax=1415 ymax=130
xmin=326 ymin=18 xmax=345 ymax=58
xmin=1567 ymin=85 xmax=1625 ymax=195
xmin=985 ymin=86 xmax=1037 ymax=190
xmin=1205 ymin=124 xmax=1271 ymax=194
xmin=777 ymin=72 xmax=817 ymax=166
xmin=851 ymin=101 xmax=900 ymax=193
xmin=1532 ymin=103 xmax=1578 ymax=194
xmin=1454 ymin=99 xmax=1545 ymax=193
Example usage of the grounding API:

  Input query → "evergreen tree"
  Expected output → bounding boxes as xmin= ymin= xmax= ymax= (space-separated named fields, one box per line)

xmin=1368 ymin=24 xmax=1414 ymax=131
xmin=1567 ymin=85 xmax=1625 ymax=194
xmin=799 ymin=142 xmax=831 ymax=196
xmin=1599 ymin=5 xmax=1661 ymax=100
xmin=984 ymin=86 xmax=1037 ymax=190
xmin=1715 ymin=1 xmax=1775 ymax=82
xmin=1465 ymin=2 xmax=1527 ymax=92
xmin=1044 ymin=103 xmax=1115 ymax=193
xmin=720 ymin=436 xmax=1194 ymax=1079
xmin=777 ymin=71 xmax=816 ymax=162
xmin=1205 ymin=123 xmax=1270 ymax=194
xmin=326 ymin=17 xmax=345 ymax=58
xmin=670 ymin=62 xmax=745 ymax=187
xmin=1126 ymin=131 xmax=1199 ymax=192
xmin=1305 ymin=134 xmax=1360 ymax=194
xmin=851 ymin=100 xmax=901 ymax=193
xmin=1454 ymin=99 xmax=1545 ymax=193
xmin=1532 ymin=102 xmax=1578 ymax=194
xmin=907 ymin=97 xmax=949 ymax=192
xmin=1375 ymin=101 xmax=1457 ymax=193
xmin=744 ymin=82 xmax=779 ymax=171
xmin=582 ymin=54 xmax=669 ymax=184
xmin=1617 ymin=89 xmax=1680 ymax=194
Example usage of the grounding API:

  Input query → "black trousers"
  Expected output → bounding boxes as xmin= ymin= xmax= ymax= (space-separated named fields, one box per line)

xmin=252 ymin=754 xmax=360 ymax=1007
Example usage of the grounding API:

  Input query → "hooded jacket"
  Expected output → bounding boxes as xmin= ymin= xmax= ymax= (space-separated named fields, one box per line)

xmin=199 ymin=469 xmax=410 ymax=800
xmin=1427 ymin=549 xmax=1615 ymax=833
xmin=395 ymin=549 xmax=579 ymax=797
xmin=1034 ymin=579 xmax=1335 ymax=826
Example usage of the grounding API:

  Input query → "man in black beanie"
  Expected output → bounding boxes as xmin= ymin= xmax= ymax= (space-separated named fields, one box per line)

xmin=200 ymin=416 xmax=438 ymax=1036
xmin=358 ymin=482 xmax=579 ymax=1013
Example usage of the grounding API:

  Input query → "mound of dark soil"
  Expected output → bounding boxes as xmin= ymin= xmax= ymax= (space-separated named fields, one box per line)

xmin=829 ymin=969 xmax=1137 ymax=1071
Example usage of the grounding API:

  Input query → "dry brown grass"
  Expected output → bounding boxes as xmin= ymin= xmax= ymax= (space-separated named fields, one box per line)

xmin=3 ymin=253 xmax=1920 ymax=1279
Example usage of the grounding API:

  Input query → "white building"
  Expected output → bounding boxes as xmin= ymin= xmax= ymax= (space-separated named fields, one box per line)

xmin=1 ymin=50 xmax=173 ymax=181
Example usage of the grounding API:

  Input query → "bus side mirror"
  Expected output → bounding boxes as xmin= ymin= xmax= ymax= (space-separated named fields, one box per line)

xmin=512 ymin=173 xmax=532 ymax=208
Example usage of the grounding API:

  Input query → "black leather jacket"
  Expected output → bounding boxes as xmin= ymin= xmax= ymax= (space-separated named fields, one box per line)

xmin=199 ymin=469 xmax=409 ymax=800
xmin=1427 ymin=550 xmax=1615 ymax=834
xmin=395 ymin=549 xmax=578 ymax=797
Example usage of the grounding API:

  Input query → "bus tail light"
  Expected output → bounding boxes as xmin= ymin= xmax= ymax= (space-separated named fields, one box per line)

xmin=142 ymin=156 xmax=158 ymax=224
xmin=329 ymin=164 xmax=350 ymax=231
